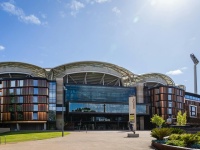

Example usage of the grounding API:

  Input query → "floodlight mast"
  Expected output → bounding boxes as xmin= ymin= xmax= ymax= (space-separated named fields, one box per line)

xmin=190 ymin=53 xmax=199 ymax=94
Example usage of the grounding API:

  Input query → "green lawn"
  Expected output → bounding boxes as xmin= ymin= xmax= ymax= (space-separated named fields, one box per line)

xmin=0 ymin=131 xmax=70 ymax=143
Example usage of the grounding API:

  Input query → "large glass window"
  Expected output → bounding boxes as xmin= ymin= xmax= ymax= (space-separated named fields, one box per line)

xmin=69 ymin=102 xmax=148 ymax=114
xmin=9 ymin=89 xmax=14 ymax=95
xmin=33 ymin=112 xmax=38 ymax=120
xmin=11 ymin=80 xmax=15 ymax=87
xmin=34 ymin=88 xmax=38 ymax=95
xmin=17 ymin=96 xmax=23 ymax=103
xmin=19 ymin=80 xmax=23 ymax=87
xmin=168 ymin=88 xmax=172 ymax=93
xmin=65 ymin=85 xmax=136 ymax=103
xmin=33 ymin=96 xmax=38 ymax=103
xmin=168 ymin=95 xmax=172 ymax=100
xmin=33 ymin=80 xmax=38 ymax=86
xmin=168 ymin=102 xmax=172 ymax=107
xmin=33 ymin=104 xmax=38 ymax=111
xmin=16 ymin=88 xmax=21 ymax=95
xmin=49 ymin=104 xmax=56 ymax=110
xmin=190 ymin=105 xmax=197 ymax=118
xmin=167 ymin=108 xmax=172 ymax=115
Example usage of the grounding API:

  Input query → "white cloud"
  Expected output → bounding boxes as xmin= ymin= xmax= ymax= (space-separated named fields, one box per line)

xmin=166 ymin=67 xmax=188 ymax=75
xmin=112 ymin=7 xmax=121 ymax=16
xmin=23 ymin=15 xmax=41 ymax=24
xmin=0 ymin=45 xmax=5 ymax=51
xmin=1 ymin=2 xmax=41 ymax=25
xmin=95 ymin=0 xmax=111 ymax=3
xmin=86 ymin=0 xmax=111 ymax=4
xmin=59 ymin=11 xmax=66 ymax=18
xmin=181 ymin=67 xmax=187 ymax=70
xmin=70 ymin=0 xmax=85 ymax=16
xmin=166 ymin=70 xmax=183 ymax=75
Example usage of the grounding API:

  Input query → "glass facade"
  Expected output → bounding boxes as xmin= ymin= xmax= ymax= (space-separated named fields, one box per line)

xmin=48 ymin=81 xmax=56 ymax=121
xmin=185 ymin=94 xmax=200 ymax=101
xmin=0 ymin=78 xmax=48 ymax=122
xmin=64 ymin=84 xmax=138 ymax=130
xmin=65 ymin=84 xmax=136 ymax=103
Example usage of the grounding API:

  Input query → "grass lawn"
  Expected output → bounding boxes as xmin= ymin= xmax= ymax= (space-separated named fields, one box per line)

xmin=0 ymin=131 xmax=70 ymax=143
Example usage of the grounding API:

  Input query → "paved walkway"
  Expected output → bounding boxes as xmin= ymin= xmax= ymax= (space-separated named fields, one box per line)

xmin=0 ymin=131 xmax=155 ymax=150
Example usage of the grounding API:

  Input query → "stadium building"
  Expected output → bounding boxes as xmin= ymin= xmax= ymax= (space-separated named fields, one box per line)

xmin=0 ymin=61 xmax=199 ymax=130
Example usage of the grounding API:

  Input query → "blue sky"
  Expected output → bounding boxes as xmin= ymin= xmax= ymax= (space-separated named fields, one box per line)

xmin=0 ymin=0 xmax=200 ymax=93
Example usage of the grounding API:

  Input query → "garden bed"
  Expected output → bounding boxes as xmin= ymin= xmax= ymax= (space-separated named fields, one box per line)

xmin=152 ymin=141 xmax=193 ymax=150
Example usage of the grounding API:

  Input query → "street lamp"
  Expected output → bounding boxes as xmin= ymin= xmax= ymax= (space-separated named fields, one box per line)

xmin=190 ymin=53 xmax=199 ymax=94
xmin=62 ymin=86 xmax=67 ymax=137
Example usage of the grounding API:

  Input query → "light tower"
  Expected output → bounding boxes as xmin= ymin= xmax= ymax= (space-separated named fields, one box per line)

xmin=190 ymin=53 xmax=199 ymax=94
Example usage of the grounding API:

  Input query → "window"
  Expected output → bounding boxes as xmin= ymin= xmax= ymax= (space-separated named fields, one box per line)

xmin=190 ymin=105 xmax=197 ymax=118
xmin=11 ymin=80 xmax=15 ymax=87
xmin=168 ymin=102 xmax=172 ymax=107
xmin=19 ymin=80 xmax=23 ymax=87
xmin=168 ymin=95 xmax=172 ymax=100
xmin=180 ymin=90 xmax=182 ymax=96
xmin=33 ymin=96 xmax=38 ymax=103
xmin=16 ymin=88 xmax=21 ymax=95
xmin=18 ymin=96 xmax=23 ymax=103
xmin=34 ymin=88 xmax=38 ymax=95
xmin=167 ymin=108 xmax=172 ymax=115
xmin=168 ymin=88 xmax=172 ymax=93
xmin=33 ymin=112 xmax=38 ymax=120
xmin=9 ymin=89 xmax=14 ymax=95
xmin=33 ymin=80 xmax=38 ymax=86
xmin=33 ymin=104 xmax=38 ymax=111
xmin=176 ymin=90 xmax=179 ymax=95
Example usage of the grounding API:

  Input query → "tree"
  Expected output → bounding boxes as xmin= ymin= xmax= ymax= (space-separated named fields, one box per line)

xmin=182 ymin=112 xmax=187 ymax=125
xmin=151 ymin=114 xmax=165 ymax=128
xmin=176 ymin=110 xmax=187 ymax=126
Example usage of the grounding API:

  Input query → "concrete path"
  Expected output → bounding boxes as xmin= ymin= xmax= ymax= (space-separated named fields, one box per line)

xmin=0 ymin=131 xmax=155 ymax=150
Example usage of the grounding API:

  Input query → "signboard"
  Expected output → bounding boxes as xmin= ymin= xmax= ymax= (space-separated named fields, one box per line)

xmin=129 ymin=96 xmax=136 ymax=131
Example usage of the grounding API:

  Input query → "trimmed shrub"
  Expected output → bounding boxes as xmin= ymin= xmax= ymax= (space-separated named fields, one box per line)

xmin=168 ymin=134 xmax=181 ymax=140
xmin=166 ymin=140 xmax=186 ymax=147
xmin=151 ymin=128 xmax=172 ymax=140
xmin=170 ymin=128 xmax=186 ymax=134
xmin=196 ymin=132 xmax=200 ymax=136
xmin=180 ymin=134 xmax=199 ymax=147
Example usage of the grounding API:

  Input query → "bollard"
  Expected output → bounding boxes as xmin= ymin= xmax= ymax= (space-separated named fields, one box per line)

xmin=86 ymin=127 xmax=87 ymax=133
xmin=4 ymin=136 xmax=6 ymax=144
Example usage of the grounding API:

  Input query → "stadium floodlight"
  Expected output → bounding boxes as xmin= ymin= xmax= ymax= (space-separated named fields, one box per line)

xmin=190 ymin=53 xmax=199 ymax=94
xmin=190 ymin=53 xmax=199 ymax=65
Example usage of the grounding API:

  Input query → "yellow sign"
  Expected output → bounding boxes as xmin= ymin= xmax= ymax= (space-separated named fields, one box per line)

xmin=129 ymin=114 xmax=134 ymax=122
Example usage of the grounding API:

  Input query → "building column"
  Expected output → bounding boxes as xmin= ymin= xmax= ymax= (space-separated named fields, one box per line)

xmin=56 ymin=78 xmax=64 ymax=130
xmin=44 ymin=123 xmax=46 ymax=130
xmin=139 ymin=116 xmax=144 ymax=130
xmin=16 ymin=123 xmax=20 ymax=131
xmin=136 ymin=83 xmax=144 ymax=103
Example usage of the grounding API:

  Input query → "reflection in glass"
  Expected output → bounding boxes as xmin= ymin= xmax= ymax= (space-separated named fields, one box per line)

xmin=34 ymin=88 xmax=38 ymax=94
xmin=33 ymin=104 xmax=38 ymax=111
xmin=33 ymin=112 xmax=38 ymax=120
xmin=33 ymin=96 xmax=38 ymax=103
xmin=69 ymin=102 xmax=148 ymax=114
xmin=65 ymin=85 xmax=135 ymax=103
xmin=33 ymin=80 xmax=38 ymax=86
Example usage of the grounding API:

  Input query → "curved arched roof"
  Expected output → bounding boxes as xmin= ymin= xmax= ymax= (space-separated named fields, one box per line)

xmin=0 ymin=61 xmax=175 ymax=86
xmin=138 ymin=73 xmax=175 ymax=86
xmin=0 ymin=62 xmax=47 ymax=78
xmin=49 ymin=61 xmax=138 ymax=86
xmin=48 ymin=61 xmax=175 ymax=86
